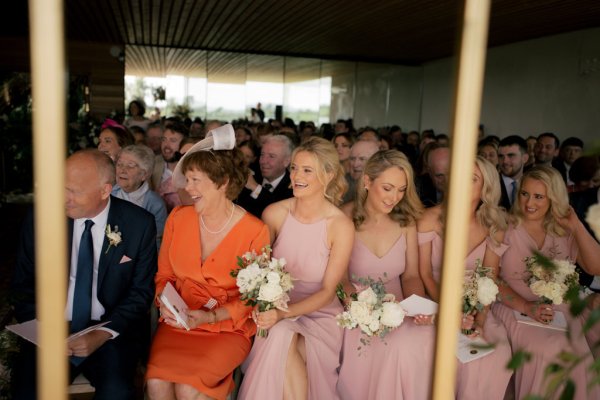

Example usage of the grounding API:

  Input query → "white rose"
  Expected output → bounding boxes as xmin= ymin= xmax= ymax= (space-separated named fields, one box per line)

xmin=368 ymin=316 xmax=381 ymax=333
xmin=349 ymin=301 xmax=372 ymax=324
xmin=258 ymin=283 xmax=284 ymax=302
xmin=266 ymin=271 xmax=281 ymax=285
xmin=546 ymin=281 xmax=565 ymax=305
xmin=380 ymin=302 xmax=406 ymax=328
xmin=279 ymin=273 xmax=294 ymax=292
xmin=357 ymin=287 xmax=378 ymax=305
xmin=586 ymin=204 xmax=600 ymax=240
xmin=476 ymin=277 xmax=499 ymax=306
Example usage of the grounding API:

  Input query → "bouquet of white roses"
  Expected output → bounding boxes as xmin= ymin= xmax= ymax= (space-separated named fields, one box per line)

xmin=230 ymin=245 xmax=294 ymax=337
xmin=462 ymin=259 xmax=499 ymax=335
xmin=336 ymin=276 xmax=406 ymax=347
xmin=524 ymin=254 xmax=579 ymax=305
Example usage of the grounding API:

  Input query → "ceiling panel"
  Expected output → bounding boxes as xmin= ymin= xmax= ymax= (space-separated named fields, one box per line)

xmin=3 ymin=0 xmax=600 ymax=70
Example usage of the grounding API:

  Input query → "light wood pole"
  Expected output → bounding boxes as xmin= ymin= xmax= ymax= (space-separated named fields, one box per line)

xmin=29 ymin=0 xmax=68 ymax=398
xmin=432 ymin=1 xmax=491 ymax=399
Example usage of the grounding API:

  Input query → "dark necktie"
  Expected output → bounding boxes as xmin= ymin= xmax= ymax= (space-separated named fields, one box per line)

xmin=71 ymin=219 xmax=94 ymax=334
xmin=510 ymin=181 xmax=517 ymax=205
xmin=263 ymin=183 xmax=273 ymax=192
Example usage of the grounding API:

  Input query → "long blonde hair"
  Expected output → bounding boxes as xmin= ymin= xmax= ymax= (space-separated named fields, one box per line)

xmin=291 ymin=137 xmax=347 ymax=206
xmin=510 ymin=166 xmax=570 ymax=236
xmin=353 ymin=150 xmax=423 ymax=228
xmin=475 ymin=156 xmax=508 ymax=244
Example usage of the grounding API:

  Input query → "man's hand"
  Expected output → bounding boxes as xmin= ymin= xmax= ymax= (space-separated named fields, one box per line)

xmin=68 ymin=329 xmax=112 ymax=357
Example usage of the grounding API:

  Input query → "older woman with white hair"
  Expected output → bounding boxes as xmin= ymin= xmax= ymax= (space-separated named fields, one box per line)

xmin=113 ymin=144 xmax=167 ymax=248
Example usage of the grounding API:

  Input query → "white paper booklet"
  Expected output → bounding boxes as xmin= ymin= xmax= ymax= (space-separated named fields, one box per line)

xmin=160 ymin=282 xmax=191 ymax=330
xmin=399 ymin=294 xmax=439 ymax=316
xmin=456 ymin=333 xmax=495 ymax=364
xmin=513 ymin=310 xmax=567 ymax=331
xmin=6 ymin=319 xmax=110 ymax=346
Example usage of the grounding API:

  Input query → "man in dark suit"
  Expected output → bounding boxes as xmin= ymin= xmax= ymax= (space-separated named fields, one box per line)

xmin=11 ymin=149 xmax=157 ymax=400
xmin=416 ymin=145 xmax=449 ymax=208
xmin=497 ymin=135 xmax=529 ymax=211
xmin=236 ymin=134 xmax=294 ymax=218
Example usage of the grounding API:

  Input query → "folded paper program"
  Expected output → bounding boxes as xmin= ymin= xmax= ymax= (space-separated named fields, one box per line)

xmin=172 ymin=124 xmax=236 ymax=188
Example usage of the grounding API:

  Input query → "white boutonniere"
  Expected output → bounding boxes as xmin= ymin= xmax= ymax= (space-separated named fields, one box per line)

xmin=105 ymin=225 xmax=122 ymax=254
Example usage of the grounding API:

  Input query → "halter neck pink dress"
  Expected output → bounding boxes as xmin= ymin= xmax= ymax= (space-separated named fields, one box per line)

xmin=419 ymin=231 xmax=513 ymax=400
xmin=492 ymin=224 xmax=600 ymax=400
xmin=337 ymin=234 xmax=436 ymax=400
xmin=238 ymin=212 xmax=344 ymax=399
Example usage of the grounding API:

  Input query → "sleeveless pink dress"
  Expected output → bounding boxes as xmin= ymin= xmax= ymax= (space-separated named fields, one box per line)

xmin=419 ymin=231 xmax=513 ymax=400
xmin=492 ymin=224 xmax=600 ymax=400
xmin=337 ymin=234 xmax=436 ymax=400
xmin=238 ymin=212 xmax=344 ymax=399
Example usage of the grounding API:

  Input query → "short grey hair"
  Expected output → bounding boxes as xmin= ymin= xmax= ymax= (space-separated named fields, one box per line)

xmin=119 ymin=144 xmax=155 ymax=177
xmin=264 ymin=134 xmax=294 ymax=158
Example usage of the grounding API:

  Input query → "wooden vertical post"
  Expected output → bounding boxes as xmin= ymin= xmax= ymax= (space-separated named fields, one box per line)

xmin=432 ymin=1 xmax=491 ymax=399
xmin=29 ymin=0 xmax=68 ymax=398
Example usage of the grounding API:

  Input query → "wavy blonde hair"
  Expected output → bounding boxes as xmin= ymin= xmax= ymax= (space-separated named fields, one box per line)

xmin=510 ymin=165 xmax=570 ymax=236
xmin=353 ymin=150 xmax=423 ymax=228
xmin=291 ymin=137 xmax=347 ymax=206
xmin=475 ymin=156 xmax=508 ymax=244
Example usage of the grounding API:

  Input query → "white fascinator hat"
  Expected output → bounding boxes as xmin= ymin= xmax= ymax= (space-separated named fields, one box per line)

xmin=172 ymin=123 xmax=236 ymax=188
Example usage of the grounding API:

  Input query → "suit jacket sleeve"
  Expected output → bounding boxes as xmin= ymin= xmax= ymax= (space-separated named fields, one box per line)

xmin=11 ymin=208 xmax=37 ymax=322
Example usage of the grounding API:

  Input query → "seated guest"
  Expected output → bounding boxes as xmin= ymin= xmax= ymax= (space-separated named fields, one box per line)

xmin=130 ymin=125 xmax=147 ymax=145
xmin=332 ymin=132 xmax=355 ymax=176
xmin=113 ymin=144 xmax=167 ymax=249
xmin=11 ymin=149 xmax=157 ymax=400
xmin=478 ymin=138 xmax=499 ymax=168
xmin=238 ymin=139 xmax=260 ymax=175
xmin=493 ymin=166 xmax=600 ymax=399
xmin=239 ymin=137 xmax=353 ymax=399
xmin=236 ymin=134 xmax=294 ymax=218
xmin=97 ymin=119 xmax=135 ymax=161
xmin=553 ymin=137 xmax=584 ymax=187
xmin=417 ymin=144 xmax=450 ymax=207
xmin=418 ymin=156 xmax=512 ymax=399
xmin=497 ymin=135 xmax=530 ymax=211
xmin=145 ymin=121 xmax=163 ymax=155
xmin=344 ymin=139 xmax=379 ymax=203
xmin=146 ymin=138 xmax=269 ymax=400
xmin=151 ymin=121 xmax=188 ymax=212
xmin=525 ymin=136 xmax=537 ymax=167
xmin=533 ymin=132 xmax=559 ymax=167
xmin=337 ymin=150 xmax=436 ymax=400
xmin=569 ymin=155 xmax=599 ymax=193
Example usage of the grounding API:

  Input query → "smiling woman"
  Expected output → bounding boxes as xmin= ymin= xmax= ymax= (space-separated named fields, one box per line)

xmin=145 ymin=142 xmax=270 ymax=400
xmin=112 ymin=145 xmax=167 ymax=249
xmin=493 ymin=166 xmax=600 ymax=399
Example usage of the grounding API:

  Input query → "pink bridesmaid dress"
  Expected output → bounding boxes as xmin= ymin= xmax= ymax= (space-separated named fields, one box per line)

xmin=238 ymin=212 xmax=344 ymax=399
xmin=337 ymin=234 xmax=436 ymax=400
xmin=419 ymin=231 xmax=513 ymax=400
xmin=492 ymin=224 xmax=600 ymax=400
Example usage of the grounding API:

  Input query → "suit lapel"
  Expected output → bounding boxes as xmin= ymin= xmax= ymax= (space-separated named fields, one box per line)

xmin=98 ymin=199 xmax=121 ymax=290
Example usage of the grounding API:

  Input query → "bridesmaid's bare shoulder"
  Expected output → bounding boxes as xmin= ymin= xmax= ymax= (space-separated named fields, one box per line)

xmin=417 ymin=205 xmax=443 ymax=233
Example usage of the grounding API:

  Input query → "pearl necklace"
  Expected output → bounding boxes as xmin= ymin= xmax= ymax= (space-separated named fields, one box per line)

xmin=201 ymin=203 xmax=235 ymax=234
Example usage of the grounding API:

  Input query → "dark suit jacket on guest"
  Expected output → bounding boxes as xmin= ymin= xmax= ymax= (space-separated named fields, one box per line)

xmin=416 ymin=174 xmax=438 ymax=208
xmin=12 ymin=196 xmax=158 ymax=338
xmin=570 ymin=188 xmax=599 ymax=291
xmin=552 ymin=158 xmax=568 ymax=184
xmin=235 ymin=171 xmax=293 ymax=218
xmin=499 ymin=172 xmax=512 ymax=212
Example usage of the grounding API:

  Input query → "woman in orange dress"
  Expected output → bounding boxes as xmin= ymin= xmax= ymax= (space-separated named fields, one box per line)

xmin=145 ymin=140 xmax=269 ymax=400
